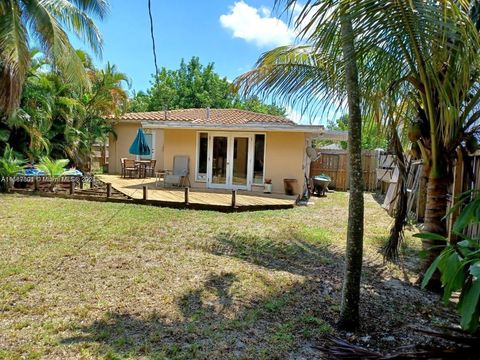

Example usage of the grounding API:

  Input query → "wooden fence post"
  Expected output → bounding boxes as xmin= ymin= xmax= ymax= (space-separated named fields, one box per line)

xmin=143 ymin=185 xmax=148 ymax=201
xmin=106 ymin=183 xmax=112 ymax=198
xmin=184 ymin=187 xmax=189 ymax=205
xmin=231 ymin=190 xmax=237 ymax=208
xmin=34 ymin=177 xmax=39 ymax=191
xmin=79 ymin=177 xmax=84 ymax=190
xmin=69 ymin=181 xmax=75 ymax=195
xmin=90 ymin=176 xmax=94 ymax=189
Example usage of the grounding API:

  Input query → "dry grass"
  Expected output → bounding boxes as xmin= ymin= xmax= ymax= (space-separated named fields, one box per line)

xmin=0 ymin=192 xmax=455 ymax=359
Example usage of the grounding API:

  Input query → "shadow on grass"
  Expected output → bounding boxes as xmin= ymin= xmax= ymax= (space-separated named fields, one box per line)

xmin=60 ymin=233 xmax=344 ymax=358
xmin=204 ymin=228 xmax=341 ymax=277
xmin=60 ymin=230 xmax=446 ymax=359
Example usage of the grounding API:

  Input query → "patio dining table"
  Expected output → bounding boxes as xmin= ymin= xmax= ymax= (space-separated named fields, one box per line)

xmin=135 ymin=160 xmax=151 ymax=178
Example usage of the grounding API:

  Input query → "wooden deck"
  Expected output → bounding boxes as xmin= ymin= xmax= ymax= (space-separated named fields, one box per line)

xmin=97 ymin=175 xmax=296 ymax=210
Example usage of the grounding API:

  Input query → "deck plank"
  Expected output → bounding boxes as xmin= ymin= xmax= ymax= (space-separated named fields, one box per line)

xmin=97 ymin=175 xmax=295 ymax=208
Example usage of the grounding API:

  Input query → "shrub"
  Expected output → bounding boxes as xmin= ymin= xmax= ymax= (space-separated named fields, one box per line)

xmin=37 ymin=157 xmax=70 ymax=191
xmin=417 ymin=191 xmax=480 ymax=333
xmin=0 ymin=145 xmax=25 ymax=192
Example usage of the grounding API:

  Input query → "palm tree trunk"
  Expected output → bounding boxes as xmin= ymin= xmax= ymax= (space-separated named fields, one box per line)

xmin=416 ymin=162 xmax=430 ymax=222
xmin=422 ymin=174 xmax=448 ymax=275
xmin=423 ymin=176 xmax=448 ymax=235
xmin=338 ymin=1 xmax=364 ymax=331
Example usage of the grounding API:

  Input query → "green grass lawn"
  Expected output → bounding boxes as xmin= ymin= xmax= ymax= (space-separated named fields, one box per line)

xmin=0 ymin=193 xmax=454 ymax=359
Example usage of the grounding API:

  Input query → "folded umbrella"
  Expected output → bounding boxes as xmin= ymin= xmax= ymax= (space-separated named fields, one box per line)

xmin=129 ymin=128 xmax=151 ymax=156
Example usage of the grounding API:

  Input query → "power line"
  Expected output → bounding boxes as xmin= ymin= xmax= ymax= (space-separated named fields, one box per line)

xmin=148 ymin=0 xmax=159 ymax=79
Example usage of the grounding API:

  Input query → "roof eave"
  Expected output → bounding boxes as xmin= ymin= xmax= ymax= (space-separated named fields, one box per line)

xmin=137 ymin=121 xmax=325 ymax=133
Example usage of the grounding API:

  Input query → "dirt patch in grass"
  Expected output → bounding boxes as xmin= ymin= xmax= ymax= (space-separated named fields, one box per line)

xmin=0 ymin=192 xmax=457 ymax=359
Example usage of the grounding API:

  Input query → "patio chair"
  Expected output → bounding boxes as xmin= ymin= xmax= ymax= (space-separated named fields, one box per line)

xmin=120 ymin=158 xmax=128 ymax=177
xmin=145 ymin=159 xmax=157 ymax=177
xmin=123 ymin=159 xmax=138 ymax=178
xmin=164 ymin=156 xmax=190 ymax=187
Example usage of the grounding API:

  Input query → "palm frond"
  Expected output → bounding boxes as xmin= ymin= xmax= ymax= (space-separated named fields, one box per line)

xmin=44 ymin=0 xmax=104 ymax=57
xmin=0 ymin=1 xmax=29 ymax=111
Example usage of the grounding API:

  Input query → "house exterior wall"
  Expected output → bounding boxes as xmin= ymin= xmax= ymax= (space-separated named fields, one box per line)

xmin=163 ymin=129 xmax=207 ymax=189
xmin=108 ymin=123 xmax=164 ymax=174
xmin=110 ymin=125 xmax=307 ymax=194
xmin=162 ymin=129 xmax=306 ymax=194
xmin=264 ymin=131 xmax=306 ymax=194
xmin=109 ymin=123 xmax=140 ymax=174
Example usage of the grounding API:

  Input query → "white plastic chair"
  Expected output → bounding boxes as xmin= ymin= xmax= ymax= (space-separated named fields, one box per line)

xmin=164 ymin=156 xmax=190 ymax=187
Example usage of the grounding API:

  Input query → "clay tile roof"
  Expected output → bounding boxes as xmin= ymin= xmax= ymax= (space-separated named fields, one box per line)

xmin=116 ymin=108 xmax=296 ymax=126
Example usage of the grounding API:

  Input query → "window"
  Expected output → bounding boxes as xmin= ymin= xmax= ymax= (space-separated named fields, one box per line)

xmin=253 ymin=134 xmax=265 ymax=184
xmin=140 ymin=133 xmax=153 ymax=160
xmin=196 ymin=132 xmax=208 ymax=181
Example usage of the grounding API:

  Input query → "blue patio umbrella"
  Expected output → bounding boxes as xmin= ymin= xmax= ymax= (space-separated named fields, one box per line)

xmin=129 ymin=128 xmax=151 ymax=156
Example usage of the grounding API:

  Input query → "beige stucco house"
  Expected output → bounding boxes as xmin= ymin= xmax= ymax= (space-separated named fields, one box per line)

xmin=108 ymin=108 xmax=345 ymax=194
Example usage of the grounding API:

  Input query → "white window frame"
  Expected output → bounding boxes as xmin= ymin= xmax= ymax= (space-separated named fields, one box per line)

xmin=252 ymin=133 xmax=266 ymax=186
xmin=195 ymin=131 xmax=209 ymax=182
xmin=136 ymin=129 xmax=156 ymax=161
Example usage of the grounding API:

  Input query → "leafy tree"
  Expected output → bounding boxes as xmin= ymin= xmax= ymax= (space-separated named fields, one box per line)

xmin=129 ymin=57 xmax=286 ymax=116
xmin=1 ymin=50 xmax=129 ymax=170
xmin=236 ymin=0 xmax=366 ymax=330
xmin=0 ymin=0 xmax=108 ymax=112
xmin=129 ymin=91 xmax=150 ymax=112
xmin=234 ymin=96 xmax=286 ymax=116
xmin=320 ymin=114 xmax=387 ymax=150
xmin=146 ymin=57 xmax=236 ymax=110
xmin=236 ymin=1 xmax=480 ymax=272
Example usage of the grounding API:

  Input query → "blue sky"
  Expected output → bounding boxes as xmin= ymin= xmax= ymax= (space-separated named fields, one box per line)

xmin=72 ymin=0 xmax=328 ymax=124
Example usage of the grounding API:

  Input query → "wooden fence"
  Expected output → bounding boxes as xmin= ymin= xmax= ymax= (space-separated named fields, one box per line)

xmin=384 ymin=150 xmax=480 ymax=240
xmin=309 ymin=150 xmax=378 ymax=191
xmin=453 ymin=150 xmax=480 ymax=239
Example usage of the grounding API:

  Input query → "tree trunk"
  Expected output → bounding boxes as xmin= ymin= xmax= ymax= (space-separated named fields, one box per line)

xmin=423 ymin=176 xmax=448 ymax=235
xmin=422 ymin=175 xmax=448 ymax=276
xmin=416 ymin=162 xmax=430 ymax=222
xmin=338 ymin=2 xmax=364 ymax=331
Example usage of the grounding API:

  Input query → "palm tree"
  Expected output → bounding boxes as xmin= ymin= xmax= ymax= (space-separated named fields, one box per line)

xmin=0 ymin=144 xmax=25 ymax=192
xmin=238 ymin=0 xmax=367 ymax=330
xmin=0 ymin=0 xmax=108 ymax=112
xmin=4 ymin=48 xmax=128 ymax=170
xmin=49 ymin=54 xmax=129 ymax=169
xmin=336 ymin=0 xmax=364 ymax=331
xmin=236 ymin=0 xmax=480 ymax=326
xmin=237 ymin=1 xmax=480 ymax=264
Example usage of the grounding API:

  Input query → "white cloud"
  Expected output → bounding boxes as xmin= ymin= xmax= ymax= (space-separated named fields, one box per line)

xmin=220 ymin=1 xmax=295 ymax=47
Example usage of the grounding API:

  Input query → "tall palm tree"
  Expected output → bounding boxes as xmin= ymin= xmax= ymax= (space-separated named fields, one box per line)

xmin=5 ymin=48 xmax=128 ymax=168
xmin=0 ymin=0 xmax=108 ymax=112
xmin=240 ymin=0 xmax=367 ymax=330
xmin=336 ymin=0 xmax=364 ymax=330
xmin=237 ymin=1 xmax=480 ymax=263
xmin=236 ymin=0 xmax=480 ymax=326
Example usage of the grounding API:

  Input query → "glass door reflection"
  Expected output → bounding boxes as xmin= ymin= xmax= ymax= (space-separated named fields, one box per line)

xmin=212 ymin=136 xmax=228 ymax=185
xmin=232 ymin=137 xmax=249 ymax=186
